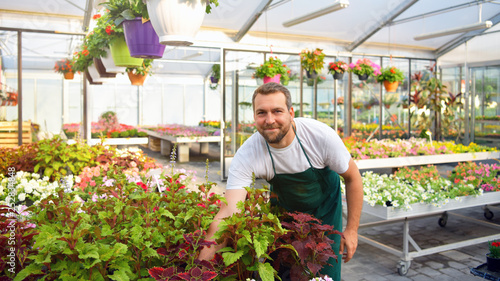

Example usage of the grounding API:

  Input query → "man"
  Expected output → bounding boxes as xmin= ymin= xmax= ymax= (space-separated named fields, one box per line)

xmin=199 ymin=82 xmax=363 ymax=280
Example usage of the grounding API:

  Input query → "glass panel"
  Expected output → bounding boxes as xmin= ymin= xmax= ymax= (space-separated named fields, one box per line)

xmin=441 ymin=66 xmax=464 ymax=141
xmin=472 ymin=66 xmax=500 ymax=147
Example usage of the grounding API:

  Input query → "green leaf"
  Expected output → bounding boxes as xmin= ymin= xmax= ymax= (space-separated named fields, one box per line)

xmin=13 ymin=263 xmax=44 ymax=281
xmin=222 ymin=250 xmax=244 ymax=266
xmin=108 ymin=269 xmax=131 ymax=281
xmin=44 ymin=167 xmax=54 ymax=178
xmin=253 ymin=234 xmax=268 ymax=258
xmin=121 ymin=9 xmax=135 ymax=20
xmin=76 ymin=242 xmax=100 ymax=261
xmin=257 ymin=262 xmax=276 ymax=281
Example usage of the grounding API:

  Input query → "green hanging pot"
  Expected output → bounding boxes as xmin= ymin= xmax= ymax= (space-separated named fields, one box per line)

xmin=109 ymin=36 xmax=143 ymax=67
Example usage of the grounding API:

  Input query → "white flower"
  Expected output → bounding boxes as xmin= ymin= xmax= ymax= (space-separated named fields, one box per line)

xmin=18 ymin=193 xmax=26 ymax=201
xmin=75 ymin=176 xmax=81 ymax=183
xmin=24 ymin=185 xmax=33 ymax=194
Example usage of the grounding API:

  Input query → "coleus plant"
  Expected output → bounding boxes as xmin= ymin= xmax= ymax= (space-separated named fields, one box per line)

xmin=15 ymin=166 xmax=224 ymax=280
xmin=273 ymin=212 xmax=341 ymax=281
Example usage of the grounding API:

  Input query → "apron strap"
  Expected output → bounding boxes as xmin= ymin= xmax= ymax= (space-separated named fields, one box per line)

xmin=265 ymin=122 xmax=314 ymax=177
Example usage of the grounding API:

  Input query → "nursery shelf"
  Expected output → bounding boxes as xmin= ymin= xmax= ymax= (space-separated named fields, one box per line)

xmin=355 ymin=151 xmax=500 ymax=170
xmin=358 ymin=192 xmax=500 ymax=276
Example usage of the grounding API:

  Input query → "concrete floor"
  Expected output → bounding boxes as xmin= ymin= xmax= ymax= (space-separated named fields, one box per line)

xmin=140 ymin=143 xmax=499 ymax=281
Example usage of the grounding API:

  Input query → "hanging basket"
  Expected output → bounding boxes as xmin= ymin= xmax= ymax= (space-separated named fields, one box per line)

xmin=64 ymin=72 xmax=75 ymax=80
xmin=357 ymin=74 xmax=369 ymax=81
xmin=332 ymin=72 xmax=344 ymax=80
xmin=383 ymin=81 xmax=399 ymax=92
xmin=123 ymin=17 xmax=166 ymax=59
xmin=87 ymin=64 xmax=108 ymax=84
xmin=109 ymin=36 xmax=144 ymax=67
xmin=263 ymin=74 xmax=281 ymax=84
xmin=101 ymin=48 xmax=126 ymax=73
xmin=93 ymin=58 xmax=117 ymax=78
xmin=146 ymin=0 xmax=206 ymax=46
xmin=210 ymin=76 xmax=219 ymax=84
xmin=306 ymin=70 xmax=318 ymax=79
xmin=128 ymin=71 xmax=147 ymax=86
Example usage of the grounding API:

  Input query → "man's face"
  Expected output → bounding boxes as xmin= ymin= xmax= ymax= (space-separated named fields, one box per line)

xmin=253 ymin=92 xmax=294 ymax=147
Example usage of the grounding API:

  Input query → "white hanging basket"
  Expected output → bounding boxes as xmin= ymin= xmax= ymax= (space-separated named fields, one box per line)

xmin=101 ymin=48 xmax=126 ymax=73
xmin=87 ymin=64 xmax=108 ymax=83
xmin=146 ymin=0 xmax=206 ymax=46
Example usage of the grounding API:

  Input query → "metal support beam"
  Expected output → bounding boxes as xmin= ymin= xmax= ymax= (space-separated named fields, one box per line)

xmin=233 ymin=0 xmax=274 ymax=42
xmin=346 ymin=0 xmax=419 ymax=52
xmin=436 ymin=12 xmax=500 ymax=58
xmin=17 ymin=31 xmax=22 ymax=146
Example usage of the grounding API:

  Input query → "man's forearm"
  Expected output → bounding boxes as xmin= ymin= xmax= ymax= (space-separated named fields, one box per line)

xmin=345 ymin=179 xmax=363 ymax=232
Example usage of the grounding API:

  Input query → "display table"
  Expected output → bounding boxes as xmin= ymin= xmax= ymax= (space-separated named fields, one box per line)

xmin=144 ymin=129 xmax=220 ymax=162
xmin=355 ymin=151 xmax=500 ymax=170
xmin=67 ymin=137 xmax=149 ymax=146
xmin=358 ymin=192 xmax=500 ymax=276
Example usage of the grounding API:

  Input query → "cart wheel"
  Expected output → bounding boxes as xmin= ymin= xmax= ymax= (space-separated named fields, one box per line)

xmin=397 ymin=260 xmax=411 ymax=276
xmin=484 ymin=209 xmax=494 ymax=220
xmin=438 ymin=212 xmax=448 ymax=227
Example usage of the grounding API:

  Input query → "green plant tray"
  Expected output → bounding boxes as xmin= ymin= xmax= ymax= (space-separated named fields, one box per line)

xmin=471 ymin=263 xmax=500 ymax=280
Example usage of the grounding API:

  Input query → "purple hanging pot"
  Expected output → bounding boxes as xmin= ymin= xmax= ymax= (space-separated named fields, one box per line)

xmin=123 ymin=17 xmax=166 ymax=59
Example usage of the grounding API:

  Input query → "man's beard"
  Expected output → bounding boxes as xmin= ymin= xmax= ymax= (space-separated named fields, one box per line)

xmin=259 ymin=124 xmax=291 ymax=144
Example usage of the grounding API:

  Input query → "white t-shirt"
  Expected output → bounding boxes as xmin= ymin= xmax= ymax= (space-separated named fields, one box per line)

xmin=226 ymin=118 xmax=351 ymax=190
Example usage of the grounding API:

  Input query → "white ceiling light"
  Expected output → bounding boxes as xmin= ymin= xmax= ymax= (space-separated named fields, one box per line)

xmin=282 ymin=0 xmax=349 ymax=27
xmin=414 ymin=21 xmax=492 ymax=41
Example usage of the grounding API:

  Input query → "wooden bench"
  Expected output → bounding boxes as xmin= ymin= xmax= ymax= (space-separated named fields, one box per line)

xmin=0 ymin=121 xmax=32 ymax=148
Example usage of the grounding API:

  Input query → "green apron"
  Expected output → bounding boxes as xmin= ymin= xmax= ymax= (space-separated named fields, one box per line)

xmin=265 ymin=126 xmax=342 ymax=281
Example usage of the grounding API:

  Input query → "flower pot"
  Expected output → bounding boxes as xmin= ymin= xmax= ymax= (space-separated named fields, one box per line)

xmin=146 ymin=0 xmax=206 ymax=46
xmin=123 ymin=17 xmax=166 ymax=59
xmin=384 ymin=80 xmax=399 ymax=92
xmin=306 ymin=79 xmax=315 ymax=87
xmin=109 ymin=37 xmax=144 ymax=67
xmin=263 ymin=74 xmax=281 ymax=84
xmin=93 ymin=58 xmax=117 ymax=78
xmin=101 ymin=48 xmax=126 ymax=73
xmin=384 ymin=104 xmax=391 ymax=109
xmin=210 ymin=76 xmax=219 ymax=84
xmin=128 ymin=71 xmax=147 ymax=86
xmin=333 ymin=72 xmax=344 ymax=80
xmin=306 ymin=70 xmax=318 ymax=79
xmin=487 ymin=254 xmax=500 ymax=272
xmin=87 ymin=64 xmax=107 ymax=84
xmin=357 ymin=74 xmax=369 ymax=81
xmin=85 ymin=70 xmax=103 ymax=85
xmin=64 ymin=71 xmax=74 ymax=80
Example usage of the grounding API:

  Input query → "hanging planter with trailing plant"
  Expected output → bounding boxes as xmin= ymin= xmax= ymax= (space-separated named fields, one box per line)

xmin=349 ymin=58 xmax=381 ymax=82
xmin=146 ymin=0 xmax=219 ymax=46
xmin=376 ymin=66 xmax=405 ymax=92
xmin=300 ymin=48 xmax=325 ymax=80
xmin=100 ymin=48 xmax=127 ymax=73
xmin=253 ymin=56 xmax=290 ymax=85
xmin=126 ymin=59 xmax=153 ymax=86
xmin=109 ymin=36 xmax=144 ymax=67
xmin=54 ymin=58 xmax=75 ymax=80
xmin=328 ymin=60 xmax=348 ymax=80
xmin=209 ymin=64 xmax=220 ymax=90
xmin=93 ymin=58 xmax=117 ymax=78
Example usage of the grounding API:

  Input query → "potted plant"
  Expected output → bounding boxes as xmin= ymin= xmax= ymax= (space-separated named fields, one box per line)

xmin=126 ymin=59 xmax=153 ymax=85
xmin=349 ymin=58 xmax=381 ymax=81
xmin=328 ymin=60 xmax=349 ymax=80
xmin=280 ymin=69 xmax=297 ymax=86
xmin=145 ymin=0 xmax=219 ymax=46
xmin=253 ymin=56 xmax=290 ymax=84
xmin=72 ymin=44 xmax=103 ymax=85
xmin=209 ymin=64 xmax=220 ymax=90
xmin=487 ymin=240 xmax=500 ymax=272
xmin=300 ymin=48 xmax=325 ymax=79
xmin=353 ymin=101 xmax=363 ymax=109
xmin=54 ymin=58 xmax=75 ymax=79
xmin=376 ymin=66 xmax=405 ymax=92
xmin=383 ymin=94 xmax=398 ymax=109
xmin=100 ymin=0 xmax=166 ymax=59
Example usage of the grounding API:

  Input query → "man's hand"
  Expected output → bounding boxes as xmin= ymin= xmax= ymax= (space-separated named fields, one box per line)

xmin=340 ymin=228 xmax=358 ymax=263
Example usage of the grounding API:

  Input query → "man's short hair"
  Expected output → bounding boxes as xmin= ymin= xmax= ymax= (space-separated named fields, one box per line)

xmin=252 ymin=82 xmax=292 ymax=110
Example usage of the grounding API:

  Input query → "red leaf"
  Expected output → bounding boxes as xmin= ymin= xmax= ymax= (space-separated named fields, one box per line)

xmin=148 ymin=267 xmax=176 ymax=280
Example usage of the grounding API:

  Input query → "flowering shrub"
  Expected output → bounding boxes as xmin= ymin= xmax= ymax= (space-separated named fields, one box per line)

xmin=349 ymin=58 xmax=381 ymax=77
xmin=72 ymin=44 xmax=93 ymax=72
xmin=0 ymin=171 xmax=73 ymax=206
xmin=489 ymin=240 xmax=500 ymax=258
xmin=254 ymin=56 xmax=290 ymax=79
xmin=98 ymin=111 xmax=120 ymax=132
xmin=151 ymin=124 xmax=216 ymax=138
xmin=448 ymin=162 xmax=499 ymax=192
xmin=327 ymin=60 xmax=349 ymax=74
xmin=54 ymin=58 xmax=74 ymax=74
xmin=300 ymin=48 xmax=325 ymax=73
xmin=63 ymin=122 xmax=148 ymax=139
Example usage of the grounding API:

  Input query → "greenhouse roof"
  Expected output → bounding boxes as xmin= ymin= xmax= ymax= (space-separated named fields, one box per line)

xmin=1 ymin=0 xmax=500 ymax=76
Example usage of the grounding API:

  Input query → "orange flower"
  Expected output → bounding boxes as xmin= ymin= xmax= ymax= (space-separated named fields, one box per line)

xmin=92 ymin=14 xmax=101 ymax=20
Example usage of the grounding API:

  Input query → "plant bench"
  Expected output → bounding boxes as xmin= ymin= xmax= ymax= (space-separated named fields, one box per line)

xmin=0 ymin=121 xmax=32 ymax=148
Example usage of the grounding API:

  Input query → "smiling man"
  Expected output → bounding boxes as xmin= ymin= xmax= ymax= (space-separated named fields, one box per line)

xmin=199 ymin=82 xmax=363 ymax=280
